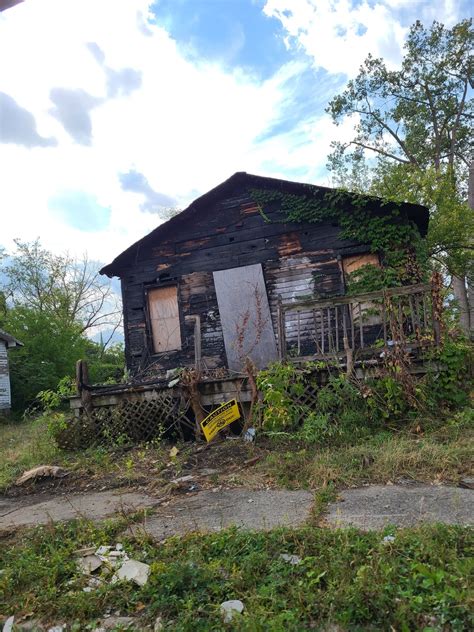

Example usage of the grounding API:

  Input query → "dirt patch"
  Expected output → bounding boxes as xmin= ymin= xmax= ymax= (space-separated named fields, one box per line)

xmin=3 ymin=439 xmax=270 ymax=499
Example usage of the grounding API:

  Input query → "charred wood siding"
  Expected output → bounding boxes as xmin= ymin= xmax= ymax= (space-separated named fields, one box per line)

xmin=119 ymin=184 xmax=372 ymax=375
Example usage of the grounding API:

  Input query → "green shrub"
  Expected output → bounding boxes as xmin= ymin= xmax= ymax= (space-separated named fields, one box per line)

xmin=425 ymin=339 xmax=473 ymax=409
xmin=256 ymin=337 xmax=472 ymax=446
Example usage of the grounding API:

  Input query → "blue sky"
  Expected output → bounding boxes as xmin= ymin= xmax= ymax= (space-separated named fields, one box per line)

xmin=0 ymin=0 xmax=471 ymax=265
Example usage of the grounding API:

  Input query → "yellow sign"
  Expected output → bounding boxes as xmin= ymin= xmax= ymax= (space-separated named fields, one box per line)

xmin=200 ymin=399 xmax=241 ymax=442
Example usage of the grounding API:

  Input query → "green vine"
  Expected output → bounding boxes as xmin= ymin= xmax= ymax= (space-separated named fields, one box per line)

xmin=249 ymin=187 xmax=428 ymax=291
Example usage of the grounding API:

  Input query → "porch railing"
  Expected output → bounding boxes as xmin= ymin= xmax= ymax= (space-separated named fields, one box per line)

xmin=276 ymin=282 xmax=441 ymax=362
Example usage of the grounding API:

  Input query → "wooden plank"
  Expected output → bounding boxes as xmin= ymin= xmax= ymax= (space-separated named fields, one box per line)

xmin=213 ymin=263 xmax=278 ymax=371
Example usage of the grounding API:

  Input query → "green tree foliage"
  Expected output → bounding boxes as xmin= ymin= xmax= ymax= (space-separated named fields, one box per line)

xmin=0 ymin=240 xmax=123 ymax=410
xmin=4 ymin=307 xmax=88 ymax=410
xmin=327 ymin=19 xmax=473 ymax=282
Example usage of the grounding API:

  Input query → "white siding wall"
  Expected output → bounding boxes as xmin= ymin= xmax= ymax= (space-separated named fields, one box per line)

xmin=0 ymin=340 xmax=11 ymax=410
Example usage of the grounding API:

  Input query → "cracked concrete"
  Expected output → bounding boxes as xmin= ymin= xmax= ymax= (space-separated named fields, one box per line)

xmin=326 ymin=484 xmax=474 ymax=529
xmin=1 ymin=484 xmax=472 ymax=536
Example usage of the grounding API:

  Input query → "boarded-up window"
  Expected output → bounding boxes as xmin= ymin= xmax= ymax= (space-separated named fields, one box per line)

xmin=148 ymin=286 xmax=181 ymax=353
xmin=342 ymin=253 xmax=380 ymax=276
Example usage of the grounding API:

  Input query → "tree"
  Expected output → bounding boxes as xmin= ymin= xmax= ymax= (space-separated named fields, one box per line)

xmin=327 ymin=19 xmax=473 ymax=334
xmin=0 ymin=240 xmax=123 ymax=409
xmin=2 ymin=239 xmax=121 ymax=335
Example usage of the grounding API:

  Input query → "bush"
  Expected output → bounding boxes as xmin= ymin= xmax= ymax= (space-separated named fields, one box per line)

xmin=256 ymin=337 xmax=473 ymax=446
xmin=257 ymin=366 xmax=377 ymax=444
xmin=425 ymin=339 xmax=473 ymax=409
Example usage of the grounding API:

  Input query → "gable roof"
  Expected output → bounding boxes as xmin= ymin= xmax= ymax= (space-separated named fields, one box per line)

xmin=100 ymin=172 xmax=429 ymax=278
xmin=0 ymin=328 xmax=23 ymax=348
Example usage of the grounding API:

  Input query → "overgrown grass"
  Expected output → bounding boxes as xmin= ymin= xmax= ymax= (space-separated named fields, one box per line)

xmin=0 ymin=414 xmax=172 ymax=492
xmin=1 ymin=519 xmax=472 ymax=630
xmin=262 ymin=410 xmax=474 ymax=489
xmin=0 ymin=416 xmax=62 ymax=490
xmin=1 ymin=407 xmax=472 ymax=494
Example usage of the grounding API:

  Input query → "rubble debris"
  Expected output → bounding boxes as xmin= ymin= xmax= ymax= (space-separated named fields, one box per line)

xmin=76 ymin=554 xmax=102 ymax=574
xmin=220 ymin=600 xmax=244 ymax=623
xmin=114 ymin=559 xmax=150 ymax=587
xmin=16 ymin=466 xmax=68 ymax=486
xmin=76 ymin=543 xmax=134 ymax=591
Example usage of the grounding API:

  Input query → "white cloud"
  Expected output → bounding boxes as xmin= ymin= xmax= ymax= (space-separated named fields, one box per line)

xmin=0 ymin=0 xmax=363 ymax=265
xmin=263 ymin=0 xmax=467 ymax=77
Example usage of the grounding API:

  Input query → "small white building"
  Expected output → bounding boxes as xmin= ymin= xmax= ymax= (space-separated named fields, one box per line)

xmin=0 ymin=328 xmax=23 ymax=414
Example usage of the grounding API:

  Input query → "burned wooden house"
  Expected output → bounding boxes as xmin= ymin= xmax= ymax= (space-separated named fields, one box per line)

xmin=100 ymin=172 xmax=431 ymax=381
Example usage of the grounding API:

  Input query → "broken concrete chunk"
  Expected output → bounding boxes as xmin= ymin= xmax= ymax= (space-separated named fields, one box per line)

xmin=280 ymin=553 xmax=302 ymax=565
xmin=220 ymin=600 xmax=244 ymax=623
xmin=114 ymin=559 xmax=150 ymax=586
xmin=16 ymin=465 xmax=68 ymax=486
xmin=77 ymin=554 xmax=102 ymax=574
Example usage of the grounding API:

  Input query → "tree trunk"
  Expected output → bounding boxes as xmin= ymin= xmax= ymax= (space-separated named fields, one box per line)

xmin=452 ymin=275 xmax=470 ymax=335
xmin=467 ymin=159 xmax=474 ymax=338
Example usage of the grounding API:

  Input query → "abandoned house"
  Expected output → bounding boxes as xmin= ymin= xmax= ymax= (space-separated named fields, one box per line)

xmin=0 ymin=328 xmax=22 ymax=414
xmin=100 ymin=172 xmax=431 ymax=381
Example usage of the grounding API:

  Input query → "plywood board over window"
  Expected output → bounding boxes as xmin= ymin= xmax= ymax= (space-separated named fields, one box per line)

xmin=213 ymin=263 xmax=277 ymax=372
xmin=148 ymin=286 xmax=181 ymax=353
xmin=342 ymin=253 xmax=380 ymax=276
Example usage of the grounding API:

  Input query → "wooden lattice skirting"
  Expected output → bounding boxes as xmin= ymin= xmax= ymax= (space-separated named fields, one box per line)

xmin=59 ymin=392 xmax=190 ymax=450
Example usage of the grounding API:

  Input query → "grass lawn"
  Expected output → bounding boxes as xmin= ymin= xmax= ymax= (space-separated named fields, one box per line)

xmin=0 ymin=518 xmax=472 ymax=631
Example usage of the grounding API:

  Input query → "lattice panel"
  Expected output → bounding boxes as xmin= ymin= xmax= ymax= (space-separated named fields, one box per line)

xmin=60 ymin=393 xmax=189 ymax=450
xmin=294 ymin=381 xmax=320 ymax=411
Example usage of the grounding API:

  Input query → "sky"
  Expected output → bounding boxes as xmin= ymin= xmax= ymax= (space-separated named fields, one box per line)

xmin=0 ymin=0 xmax=471 ymax=268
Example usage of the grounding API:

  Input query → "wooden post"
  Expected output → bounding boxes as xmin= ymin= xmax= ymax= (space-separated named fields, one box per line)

xmin=76 ymin=359 xmax=93 ymax=416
